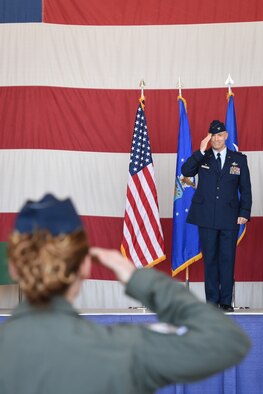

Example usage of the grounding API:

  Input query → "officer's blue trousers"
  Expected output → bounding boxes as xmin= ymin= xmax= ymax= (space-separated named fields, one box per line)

xmin=199 ymin=227 xmax=239 ymax=306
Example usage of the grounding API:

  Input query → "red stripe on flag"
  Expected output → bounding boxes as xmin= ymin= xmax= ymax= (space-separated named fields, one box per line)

xmin=1 ymin=214 xmax=262 ymax=281
xmin=43 ymin=0 xmax=263 ymax=25
xmin=1 ymin=87 xmax=262 ymax=152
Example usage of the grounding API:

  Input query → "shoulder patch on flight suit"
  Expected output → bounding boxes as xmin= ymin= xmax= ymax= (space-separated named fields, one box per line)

xmin=145 ymin=323 xmax=188 ymax=335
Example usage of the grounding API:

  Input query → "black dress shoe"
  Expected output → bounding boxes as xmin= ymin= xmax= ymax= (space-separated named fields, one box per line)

xmin=220 ymin=304 xmax=234 ymax=312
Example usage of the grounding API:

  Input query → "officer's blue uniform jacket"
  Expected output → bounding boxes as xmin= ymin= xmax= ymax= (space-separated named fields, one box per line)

xmin=182 ymin=148 xmax=252 ymax=229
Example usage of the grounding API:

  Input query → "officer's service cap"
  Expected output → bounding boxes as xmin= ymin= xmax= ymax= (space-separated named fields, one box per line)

xmin=209 ymin=120 xmax=226 ymax=134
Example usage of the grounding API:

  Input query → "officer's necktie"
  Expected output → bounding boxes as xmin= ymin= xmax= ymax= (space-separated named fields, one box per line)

xmin=216 ymin=152 xmax=222 ymax=171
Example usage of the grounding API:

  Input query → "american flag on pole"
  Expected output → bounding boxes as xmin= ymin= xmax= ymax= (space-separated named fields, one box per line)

xmin=121 ymin=98 xmax=166 ymax=268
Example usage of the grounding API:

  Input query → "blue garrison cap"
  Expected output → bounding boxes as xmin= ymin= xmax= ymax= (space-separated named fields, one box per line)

xmin=209 ymin=120 xmax=226 ymax=134
xmin=14 ymin=194 xmax=83 ymax=236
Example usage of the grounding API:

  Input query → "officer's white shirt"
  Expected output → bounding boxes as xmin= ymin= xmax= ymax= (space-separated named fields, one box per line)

xmin=200 ymin=147 xmax=227 ymax=169
xmin=212 ymin=147 xmax=227 ymax=169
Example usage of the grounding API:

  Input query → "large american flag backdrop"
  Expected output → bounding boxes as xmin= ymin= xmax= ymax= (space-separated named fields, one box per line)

xmin=0 ymin=0 xmax=262 ymax=308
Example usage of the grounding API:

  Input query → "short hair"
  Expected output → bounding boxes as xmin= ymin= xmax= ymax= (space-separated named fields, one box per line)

xmin=8 ymin=229 xmax=89 ymax=304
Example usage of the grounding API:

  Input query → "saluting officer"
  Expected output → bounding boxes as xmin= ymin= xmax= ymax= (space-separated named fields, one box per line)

xmin=182 ymin=120 xmax=252 ymax=312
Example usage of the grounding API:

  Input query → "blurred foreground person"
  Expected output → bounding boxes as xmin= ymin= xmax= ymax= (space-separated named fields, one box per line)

xmin=0 ymin=194 xmax=250 ymax=394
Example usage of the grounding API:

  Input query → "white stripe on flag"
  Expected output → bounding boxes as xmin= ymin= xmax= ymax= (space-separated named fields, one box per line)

xmin=0 ymin=149 xmax=261 ymax=217
xmin=1 ymin=22 xmax=263 ymax=89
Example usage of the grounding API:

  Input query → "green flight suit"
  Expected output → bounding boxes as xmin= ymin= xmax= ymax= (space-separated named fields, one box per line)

xmin=0 ymin=269 xmax=250 ymax=394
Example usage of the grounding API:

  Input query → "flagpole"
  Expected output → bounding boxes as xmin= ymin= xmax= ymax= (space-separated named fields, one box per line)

xmin=140 ymin=79 xmax=145 ymax=99
xmin=225 ymin=74 xmax=236 ymax=308
xmin=126 ymin=79 xmax=166 ymax=312
xmin=225 ymin=73 xmax=234 ymax=96
xmin=178 ymin=76 xmax=182 ymax=97
xmin=185 ymin=267 xmax=189 ymax=289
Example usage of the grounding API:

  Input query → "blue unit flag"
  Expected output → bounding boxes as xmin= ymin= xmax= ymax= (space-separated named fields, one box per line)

xmin=172 ymin=97 xmax=202 ymax=276
xmin=225 ymin=93 xmax=246 ymax=243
